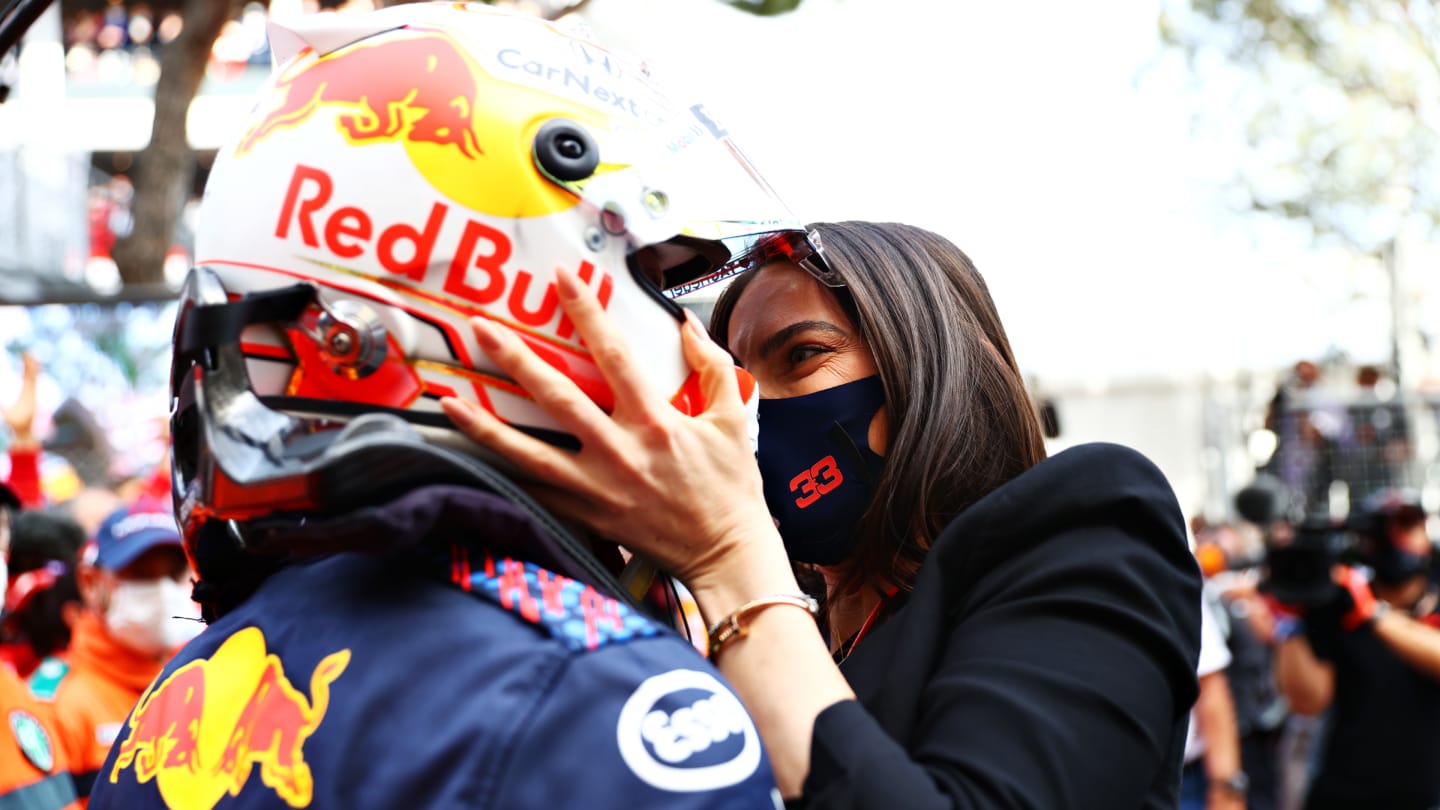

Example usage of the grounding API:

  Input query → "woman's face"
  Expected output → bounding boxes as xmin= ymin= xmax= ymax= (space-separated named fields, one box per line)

xmin=726 ymin=262 xmax=878 ymax=399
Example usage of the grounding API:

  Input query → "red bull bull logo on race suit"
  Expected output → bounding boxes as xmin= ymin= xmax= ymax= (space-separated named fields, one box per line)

xmin=109 ymin=627 xmax=350 ymax=809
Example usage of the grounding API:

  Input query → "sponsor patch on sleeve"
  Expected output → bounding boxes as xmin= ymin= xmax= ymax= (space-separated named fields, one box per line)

xmin=452 ymin=549 xmax=663 ymax=652
xmin=615 ymin=669 xmax=762 ymax=792
xmin=9 ymin=710 xmax=55 ymax=773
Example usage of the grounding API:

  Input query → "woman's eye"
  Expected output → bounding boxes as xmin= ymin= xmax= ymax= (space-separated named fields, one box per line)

xmin=786 ymin=344 xmax=829 ymax=367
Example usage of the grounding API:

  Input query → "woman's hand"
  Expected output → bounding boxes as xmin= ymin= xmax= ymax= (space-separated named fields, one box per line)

xmin=440 ymin=268 xmax=790 ymax=599
xmin=442 ymin=269 xmax=856 ymax=797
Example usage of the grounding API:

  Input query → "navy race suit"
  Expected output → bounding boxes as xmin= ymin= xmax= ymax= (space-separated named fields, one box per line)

xmin=89 ymin=486 xmax=780 ymax=809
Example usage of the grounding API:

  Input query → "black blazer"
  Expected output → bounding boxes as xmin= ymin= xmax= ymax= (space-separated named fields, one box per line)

xmin=799 ymin=443 xmax=1202 ymax=809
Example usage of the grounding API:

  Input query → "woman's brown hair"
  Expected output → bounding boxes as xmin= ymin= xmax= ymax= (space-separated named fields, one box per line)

xmin=709 ymin=221 xmax=1047 ymax=599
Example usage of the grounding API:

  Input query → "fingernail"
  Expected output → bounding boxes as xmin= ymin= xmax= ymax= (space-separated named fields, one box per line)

xmin=555 ymin=267 xmax=582 ymax=301
xmin=440 ymin=397 xmax=477 ymax=426
xmin=472 ymin=317 xmax=502 ymax=352
xmin=683 ymin=308 xmax=708 ymax=339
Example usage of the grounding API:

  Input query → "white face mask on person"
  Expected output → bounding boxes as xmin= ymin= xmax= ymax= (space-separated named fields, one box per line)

xmin=103 ymin=578 xmax=203 ymax=657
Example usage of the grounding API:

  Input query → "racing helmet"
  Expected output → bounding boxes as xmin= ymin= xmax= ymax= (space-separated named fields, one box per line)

xmin=171 ymin=3 xmax=816 ymax=568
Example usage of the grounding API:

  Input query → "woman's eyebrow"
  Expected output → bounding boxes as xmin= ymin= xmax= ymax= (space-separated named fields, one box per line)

xmin=756 ymin=320 xmax=847 ymax=361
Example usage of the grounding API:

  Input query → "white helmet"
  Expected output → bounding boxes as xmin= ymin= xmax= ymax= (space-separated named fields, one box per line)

xmin=170 ymin=3 xmax=817 ymax=569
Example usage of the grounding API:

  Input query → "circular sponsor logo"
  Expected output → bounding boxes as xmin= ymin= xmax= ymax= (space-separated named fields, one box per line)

xmin=616 ymin=669 xmax=762 ymax=792
xmin=9 ymin=710 xmax=54 ymax=773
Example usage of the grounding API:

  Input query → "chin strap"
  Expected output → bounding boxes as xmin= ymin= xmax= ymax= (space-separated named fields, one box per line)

xmin=619 ymin=555 xmax=660 ymax=604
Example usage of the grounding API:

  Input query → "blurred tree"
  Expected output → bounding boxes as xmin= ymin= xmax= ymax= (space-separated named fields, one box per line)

xmin=724 ymin=0 xmax=803 ymax=13
xmin=111 ymin=0 xmax=239 ymax=286
xmin=111 ymin=0 xmax=802 ymax=288
xmin=1159 ymin=0 xmax=1440 ymax=253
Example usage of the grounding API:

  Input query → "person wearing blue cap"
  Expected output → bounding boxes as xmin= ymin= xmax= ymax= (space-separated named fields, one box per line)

xmin=31 ymin=503 xmax=201 ymax=804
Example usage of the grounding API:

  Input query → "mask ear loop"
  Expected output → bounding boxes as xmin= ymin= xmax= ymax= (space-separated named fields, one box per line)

xmin=828 ymin=420 xmax=880 ymax=485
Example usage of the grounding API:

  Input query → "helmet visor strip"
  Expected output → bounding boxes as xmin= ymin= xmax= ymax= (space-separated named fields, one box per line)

xmin=662 ymin=228 xmax=835 ymax=298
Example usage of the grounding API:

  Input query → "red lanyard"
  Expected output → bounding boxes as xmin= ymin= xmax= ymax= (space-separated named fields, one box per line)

xmin=844 ymin=585 xmax=900 ymax=657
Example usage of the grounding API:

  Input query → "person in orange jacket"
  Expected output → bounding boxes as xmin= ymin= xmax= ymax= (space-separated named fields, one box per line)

xmin=1 ymin=511 xmax=86 ymax=679
xmin=0 ymin=481 xmax=79 ymax=809
xmin=31 ymin=503 xmax=201 ymax=803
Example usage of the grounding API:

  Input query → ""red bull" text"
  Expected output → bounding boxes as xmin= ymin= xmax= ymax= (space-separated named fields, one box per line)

xmin=273 ymin=163 xmax=614 ymax=337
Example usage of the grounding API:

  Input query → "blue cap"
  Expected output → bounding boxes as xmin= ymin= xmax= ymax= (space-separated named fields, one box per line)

xmin=92 ymin=506 xmax=183 ymax=571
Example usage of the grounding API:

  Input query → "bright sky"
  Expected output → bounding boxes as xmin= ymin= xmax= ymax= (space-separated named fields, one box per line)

xmin=583 ymin=0 xmax=1415 ymax=387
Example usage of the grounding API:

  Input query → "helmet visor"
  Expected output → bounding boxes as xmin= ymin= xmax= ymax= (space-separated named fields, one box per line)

xmin=555 ymin=107 xmax=823 ymax=298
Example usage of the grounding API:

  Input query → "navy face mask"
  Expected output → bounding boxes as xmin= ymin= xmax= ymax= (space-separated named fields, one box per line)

xmin=756 ymin=375 xmax=887 ymax=565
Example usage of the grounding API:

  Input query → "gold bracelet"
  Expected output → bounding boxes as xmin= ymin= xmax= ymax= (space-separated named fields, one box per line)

xmin=707 ymin=593 xmax=820 ymax=660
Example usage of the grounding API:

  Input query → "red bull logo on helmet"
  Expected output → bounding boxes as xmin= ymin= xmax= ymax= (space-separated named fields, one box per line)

xmin=236 ymin=32 xmax=481 ymax=158
xmin=233 ymin=28 xmax=606 ymax=219
xmin=109 ymin=627 xmax=350 ymax=809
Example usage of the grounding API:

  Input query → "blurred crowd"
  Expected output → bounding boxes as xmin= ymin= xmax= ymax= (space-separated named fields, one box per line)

xmin=1183 ymin=361 xmax=1440 ymax=810
xmin=0 ymin=352 xmax=196 ymax=804
xmin=61 ymin=0 xmax=377 ymax=88
xmin=1261 ymin=359 xmax=1412 ymax=519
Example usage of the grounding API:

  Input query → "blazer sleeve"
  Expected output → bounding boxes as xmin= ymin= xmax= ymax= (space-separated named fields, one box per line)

xmin=799 ymin=517 xmax=1201 ymax=809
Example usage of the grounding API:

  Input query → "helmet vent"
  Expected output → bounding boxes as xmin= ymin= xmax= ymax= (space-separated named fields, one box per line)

xmin=534 ymin=119 xmax=599 ymax=183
